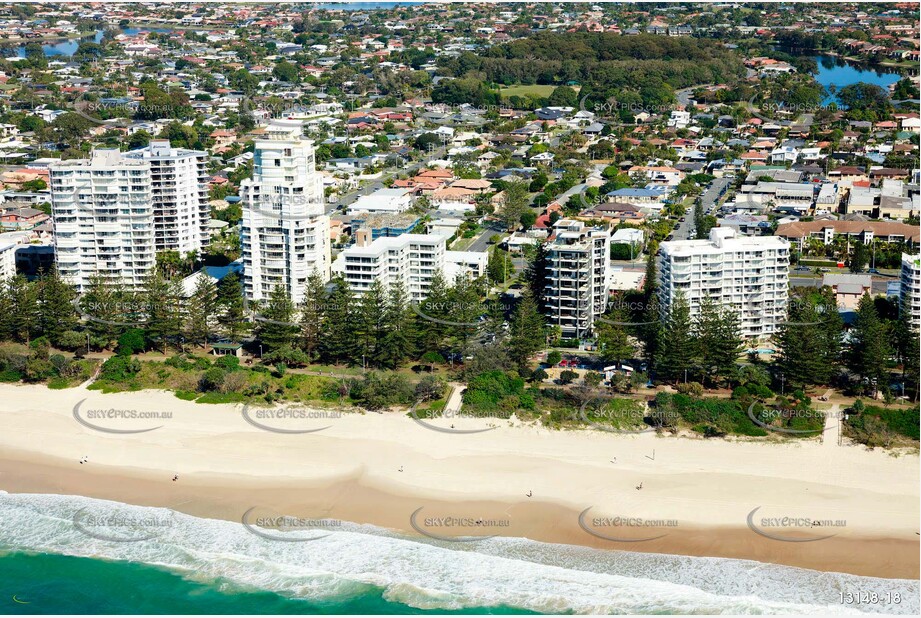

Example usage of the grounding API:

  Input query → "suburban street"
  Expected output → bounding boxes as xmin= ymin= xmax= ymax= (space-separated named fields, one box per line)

xmin=325 ymin=146 xmax=447 ymax=214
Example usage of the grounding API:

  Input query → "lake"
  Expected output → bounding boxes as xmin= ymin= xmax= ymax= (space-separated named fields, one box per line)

xmin=7 ymin=30 xmax=103 ymax=58
xmin=813 ymin=54 xmax=903 ymax=104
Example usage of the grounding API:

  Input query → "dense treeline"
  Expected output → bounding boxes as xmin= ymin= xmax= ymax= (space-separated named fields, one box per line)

xmin=1 ymin=254 xmax=916 ymax=402
xmin=435 ymin=33 xmax=746 ymax=109
xmin=0 ymin=266 xmax=547 ymax=376
xmin=487 ymin=32 xmax=739 ymax=64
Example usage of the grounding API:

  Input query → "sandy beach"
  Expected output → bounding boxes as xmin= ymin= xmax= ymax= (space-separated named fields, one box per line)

xmin=0 ymin=383 xmax=917 ymax=579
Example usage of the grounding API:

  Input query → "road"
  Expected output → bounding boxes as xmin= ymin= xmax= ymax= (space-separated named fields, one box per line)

xmin=667 ymin=177 xmax=731 ymax=241
xmin=465 ymin=221 xmax=505 ymax=253
xmin=325 ymin=146 xmax=447 ymax=215
xmin=675 ymin=85 xmax=713 ymax=108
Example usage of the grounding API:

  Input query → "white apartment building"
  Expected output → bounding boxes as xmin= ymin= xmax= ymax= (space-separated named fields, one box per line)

xmin=241 ymin=120 xmax=331 ymax=303
xmin=332 ymin=231 xmax=488 ymax=300
xmin=658 ymin=228 xmax=790 ymax=340
xmin=900 ymin=253 xmax=921 ymax=330
xmin=334 ymin=233 xmax=446 ymax=301
xmin=445 ymin=250 xmax=488 ymax=282
xmin=668 ymin=110 xmax=690 ymax=129
xmin=544 ymin=219 xmax=611 ymax=340
xmin=124 ymin=140 xmax=210 ymax=254
xmin=0 ymin=240 xmax=16 ymax=280
xmin=50 ymin=150 xmax=155 ymax=290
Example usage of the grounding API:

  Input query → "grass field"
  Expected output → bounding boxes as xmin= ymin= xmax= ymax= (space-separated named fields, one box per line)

xmin=499 ymin=84 xmax=560 ymax=98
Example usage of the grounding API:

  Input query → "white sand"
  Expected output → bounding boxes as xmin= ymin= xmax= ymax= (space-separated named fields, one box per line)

xmin=0 ymin=383 xmax=917 ymax=577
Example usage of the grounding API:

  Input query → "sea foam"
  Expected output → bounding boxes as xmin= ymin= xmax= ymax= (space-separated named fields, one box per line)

xmin=0 ymin=493 xmax=916 ymax=615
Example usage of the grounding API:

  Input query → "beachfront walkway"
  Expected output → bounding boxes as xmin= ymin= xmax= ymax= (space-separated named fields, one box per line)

xmin=822 ymin=404 xmax=842 ymax=448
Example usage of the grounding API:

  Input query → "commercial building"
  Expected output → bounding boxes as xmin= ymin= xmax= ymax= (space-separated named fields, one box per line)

xmin=900 ymin=253 xmax=921 ymax=330
xmin=124 ymin=140 xmax=210 ymax=253
xmin=544 ymin=219 xmax=611 ymax=340
xmin=737 ymin=181 xmax=815 ymax=214
xmin=241 ymin=120 xmax=331 ymax=303
xmin=348 ymin=187 xmax=412 ymax=213
xmin=50 ymin=150 xmax=155 ymax=290
xmin=658 ymin=228 xmax=790 ymax=340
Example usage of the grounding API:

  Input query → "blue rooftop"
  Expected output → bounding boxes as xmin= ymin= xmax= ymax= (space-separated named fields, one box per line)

xmin=607 ymin=187 xmax=665 ymax=198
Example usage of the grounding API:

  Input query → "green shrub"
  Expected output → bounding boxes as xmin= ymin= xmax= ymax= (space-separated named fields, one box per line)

xmin=414 ymin=375 xmax=446 ymax=402
xmin=165 ymin=355 xmax=195 ymax=371
xmin=847 ymin=405 xmax=920 ymax=443
xmin=116 ymin=329 xmax=146 ymax=356
xmin=349 ymin=372 xmax=415 ymax=410
xmin=216 ymin=355 xmax=241 ymax=371
xmin=0 ymin=369 xmax=23 ymax=382
xmin=199 ymin=367 xmax=226 ymax=392
xmin=99 ymin=355 xmax=141 ymax=382
xmin=463 ymin=371 xmax=526 ymax=409
xmin=196 ymin=392 xmax=247 ymax=404
xmin=47 ymin=377 xmax=70 ymax=389
xmin=676 ymin=381 xmax=704 ymax=396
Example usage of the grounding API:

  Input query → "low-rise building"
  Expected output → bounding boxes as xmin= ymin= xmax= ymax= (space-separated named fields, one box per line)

xmin=332 ymin=233 xmax=485 ymax=301
xmin=823 ymin=273 xmax=872 ymax=310
xmin=348 ymin=187 xmax=412 ymax=213
xmin=738 ymin=181 xmax=815 ymax=214
xmin=776 ymin=220 xmax=921 ymax=248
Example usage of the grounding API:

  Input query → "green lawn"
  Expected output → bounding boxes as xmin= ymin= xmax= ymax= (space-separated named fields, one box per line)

xmin=499 ymin=84 xmax=559 ymax=98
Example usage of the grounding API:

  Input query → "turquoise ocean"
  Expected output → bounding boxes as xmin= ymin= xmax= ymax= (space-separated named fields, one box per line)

xmin=1 ymin=494 xmax=917 ymax=615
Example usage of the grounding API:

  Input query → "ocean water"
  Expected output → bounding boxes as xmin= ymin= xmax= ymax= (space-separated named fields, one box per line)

xmin=0 ymin=494 xmax=917 ymax=615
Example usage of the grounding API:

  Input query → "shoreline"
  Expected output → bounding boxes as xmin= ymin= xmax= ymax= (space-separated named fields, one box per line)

xmin=0 ymin=383 xmax=917 ymax=579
